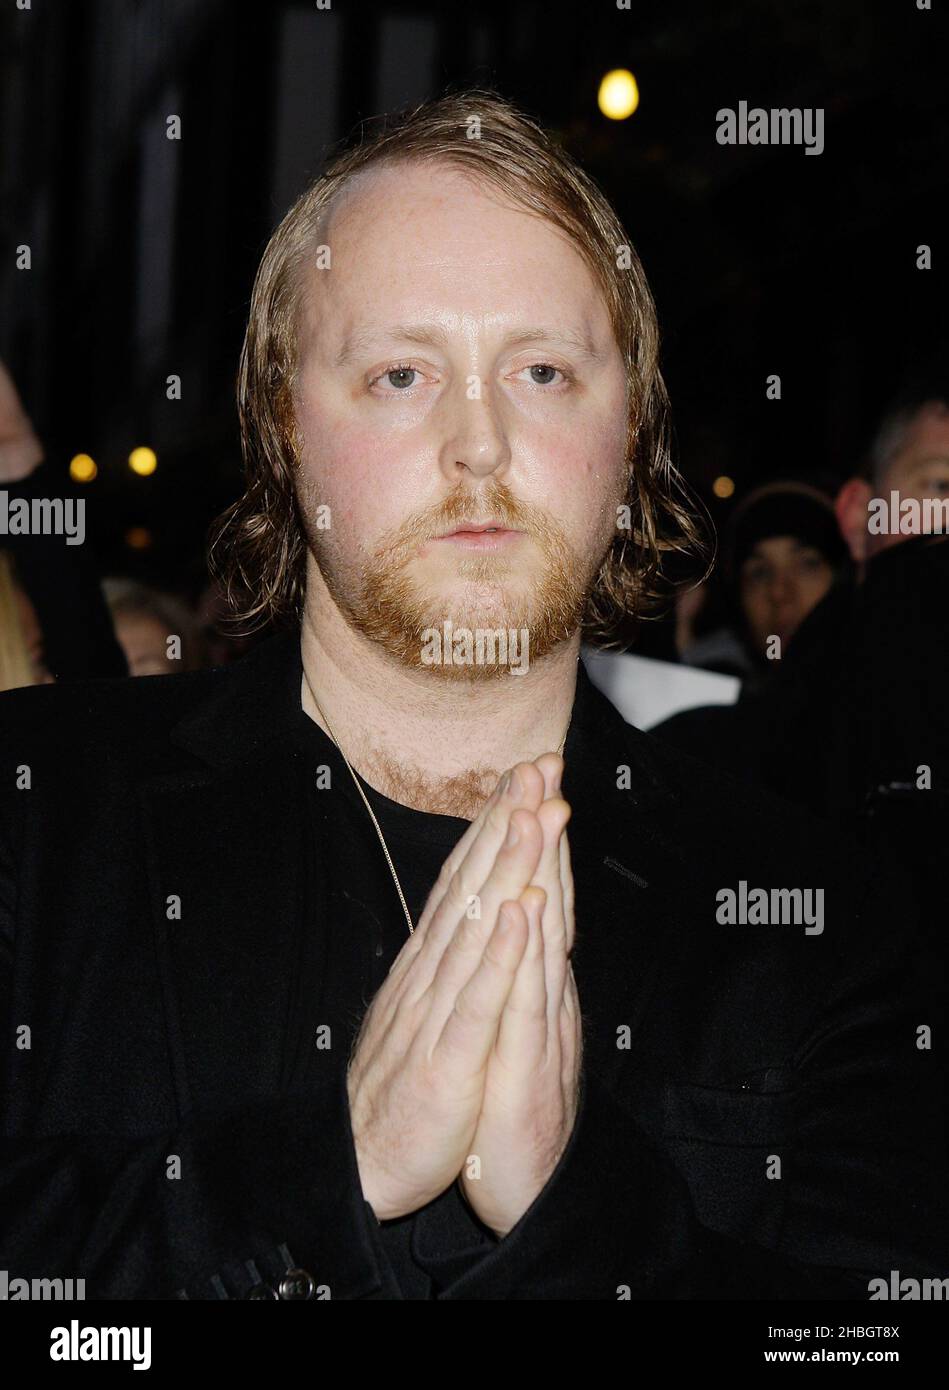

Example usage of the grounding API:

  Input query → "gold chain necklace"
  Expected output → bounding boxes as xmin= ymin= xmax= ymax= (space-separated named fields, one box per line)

xmin=303 ymin=672 xmax=567 ymax=936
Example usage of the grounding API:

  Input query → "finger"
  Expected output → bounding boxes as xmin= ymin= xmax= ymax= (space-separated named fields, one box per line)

xmin=532 ymin=798 xmax=570 ymax=947
xmin=412 ymin=766 xmax=516 ymax=937
xmin=559 ymin=824 xmax=576 ymax=957
xmin=533 ymin=751 xmax=564 ymax=801
xmin=421 ymin=807 xmax=544 ymax=1022
xmin=493 ymin=889 xmax=548 ymax=1072
xmin=381 ymin=762 xmax=532 ymax=997
xmin=560 ymin=966 xmax=583 ymax=1101
xmin=531 ymin=799 xmax=571 ymax=1035
xmin=432 ymin=901 xmax=528 ymax=1071
xmin=378 ymin=768 xmax=546 ymax=1051
xmin=405 ymin=760 xmax=545 ymax=968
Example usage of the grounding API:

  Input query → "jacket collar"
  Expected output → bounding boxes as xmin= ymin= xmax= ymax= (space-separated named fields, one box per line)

xmin=168 ymin=626 xmax=305 ymax=771
xmin=169 ymin=625 xmax=677 ymax=801
xmin=166 ymin=622 xmax=686 ymax=913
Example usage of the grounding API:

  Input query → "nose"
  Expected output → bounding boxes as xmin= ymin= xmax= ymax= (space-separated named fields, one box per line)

xmin=437 ymin=378 xmax=511 ymax=484
xmin=767 ymin=570 xmax=798 ymax=617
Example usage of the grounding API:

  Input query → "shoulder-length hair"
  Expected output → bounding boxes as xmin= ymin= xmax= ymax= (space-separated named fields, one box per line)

xmin=208 ymin=86 xmax=708 ymax=648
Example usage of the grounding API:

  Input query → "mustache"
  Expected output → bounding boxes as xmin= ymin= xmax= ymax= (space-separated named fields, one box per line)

xmin=374 ymin=482 xmax=537 ymax=560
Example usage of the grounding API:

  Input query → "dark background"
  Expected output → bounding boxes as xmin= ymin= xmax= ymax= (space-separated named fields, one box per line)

xmin=2 ymin=0 xmax=947 ymax=601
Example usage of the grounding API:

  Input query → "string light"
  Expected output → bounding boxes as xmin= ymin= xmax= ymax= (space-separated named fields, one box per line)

xmin=129 ymin=446 xmax=157 ymax=476
xmin=69 ymin=453 xmax=97 ymax=482
xmin=598 ymin=70 xmax=639 ymax=121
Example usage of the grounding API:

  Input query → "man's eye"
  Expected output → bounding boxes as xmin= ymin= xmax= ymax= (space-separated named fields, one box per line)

xmin=371 ymin=364 xmax=419 ymax=391
xmin=518 ymin=363 xmax=569 ymax=387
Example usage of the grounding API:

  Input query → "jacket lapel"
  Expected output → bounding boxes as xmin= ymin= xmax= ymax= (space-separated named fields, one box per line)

xmin=137 ymin=631 xmax=309 ymax=1118
xmin=564 ymin=662 xmax=688 ymax=1059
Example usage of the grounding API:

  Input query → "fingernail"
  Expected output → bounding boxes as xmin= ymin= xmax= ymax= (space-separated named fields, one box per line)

xmin=509 ymin=769 xmax=523 ymax=800
xmin=505 ymin=818 xmax=520 ymax=848
xmin=496 ymin=771 xmax=511 ymax=799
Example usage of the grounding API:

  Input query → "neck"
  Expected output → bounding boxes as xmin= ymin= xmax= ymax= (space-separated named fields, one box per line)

xmin=299 ymin=572 xmax=580 ymax=819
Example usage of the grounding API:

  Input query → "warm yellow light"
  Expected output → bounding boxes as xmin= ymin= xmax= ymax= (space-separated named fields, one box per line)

xmin=125 ymin=526 xmax=153 ymax=549
xmin=69 ymin=453 xmax=97 ymax=482
xmin=128 ymin=446 xmax=157 ymax=476
xmin=713 ymin=475 xmax=736 ymax=499
xmin=598 ymin=69 xmax=639 ymax=121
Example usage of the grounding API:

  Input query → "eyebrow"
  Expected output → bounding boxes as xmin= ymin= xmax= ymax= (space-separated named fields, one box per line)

xmin=334 ymin=322 xmax=604 ymax=367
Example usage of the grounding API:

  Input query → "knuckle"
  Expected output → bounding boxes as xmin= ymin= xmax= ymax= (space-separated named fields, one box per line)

xmin=452 ymin=985 xmax=491 ymax=1028
xmin=446 ymin=864 xmax=466 ymax=906
xmin=488 ymin=798 xmax=512 ymax=837
xmin=483 ymin=933 xmax=514 ymax=974
xmin=451 ymin=991 xmax=479 ymax=1025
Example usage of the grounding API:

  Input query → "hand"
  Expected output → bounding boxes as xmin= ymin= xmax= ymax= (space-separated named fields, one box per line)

xmin=460 ymin=754 xmax=583 ymax=1237
xmin=346 ymin=759 xmax=549 ymax=1222
xmin=0 ymin=360 xmax=44 ymax=483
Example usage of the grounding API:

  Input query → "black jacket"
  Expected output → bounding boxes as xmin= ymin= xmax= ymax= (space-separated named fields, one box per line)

xmin=655 ymin=536 xmax=949 ymax=1122
xmin=1 ymin=629 xmax=946 ymax=1299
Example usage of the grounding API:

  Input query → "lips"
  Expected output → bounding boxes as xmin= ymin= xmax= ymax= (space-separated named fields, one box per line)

xmin=439 ymin=521 xmax=513 ymax=537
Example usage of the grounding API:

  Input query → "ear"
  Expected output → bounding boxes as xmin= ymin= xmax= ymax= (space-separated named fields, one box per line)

xmin=835 ymin=477 xmax=873 ymax=564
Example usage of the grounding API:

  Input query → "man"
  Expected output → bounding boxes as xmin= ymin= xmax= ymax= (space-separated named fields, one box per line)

xmin=676 ymin=481 xmax=851 ymax=687
xmin=835 ymin=395 xmax=949 ymax=569
xmin=102 ymin=579 xmax=205 ymax=678
xmin=1 ymin=89 xmax=946 ymax=1300
xmin=657 ymin=393 xmax=949 ymax=832
xmin=656 ymin=394 xmax=949 ymax=1129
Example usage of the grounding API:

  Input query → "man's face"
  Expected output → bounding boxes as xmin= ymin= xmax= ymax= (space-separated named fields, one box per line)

xmin=113 ymin=610 xmax=176 ymax=677
xmin=291 ymin=162 xmax=629 ymax=677
xmin=739 ymin=536 xmax=835 ymax=657
xmin=873 ymin=403 xmax=949 ymax=554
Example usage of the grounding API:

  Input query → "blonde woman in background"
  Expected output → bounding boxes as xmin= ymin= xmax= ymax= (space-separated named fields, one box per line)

xmin=0 ymin=549 xmax=54 ymax=691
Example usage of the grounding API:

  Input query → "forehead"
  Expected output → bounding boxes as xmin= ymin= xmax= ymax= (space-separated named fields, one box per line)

xmin=298 ymin=161 xmax=611 ymax=345
xmin=898 ymin=404 xmax=949 ymax=459
xmin=746 ymin=535 xmax=814 ymax=560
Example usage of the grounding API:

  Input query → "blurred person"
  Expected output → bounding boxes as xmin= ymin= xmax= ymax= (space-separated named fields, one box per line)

xmin=1 ymin=89 xmax=945 ymax=1302
xmin=102 ymin=578 xmax=206 ymax=676
xmin=724 ymin=482 xmax=850 ymax=687
xmin=657 ymin=399 xmax=949 ymax=802
xmin=0 ymin=550 xmax=54 ymax=691
xmin=0 ymin=361 xmax=126 ymax=680
xmin=656 ymin=394 xmax=949 ymax=1121
xmin=0 ymin=360 xmax=44 ymax=485
xmin=836 ymin=395 xmax=949 ymax=567
xmin=672 ymin=577 xmax=748 ymax=675
xmin=673 ymin=483 xmax=850 ymax=685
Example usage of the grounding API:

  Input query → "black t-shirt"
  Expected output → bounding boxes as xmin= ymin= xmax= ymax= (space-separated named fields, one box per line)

xmin=287 ymin=692 xmax=496 ymax=1296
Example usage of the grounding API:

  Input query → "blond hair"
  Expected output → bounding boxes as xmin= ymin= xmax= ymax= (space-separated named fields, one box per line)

xmin=0 ymin=551 xmax=37 ymax=692
xmin=208 ymin=86 xmax=708 ymax=646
